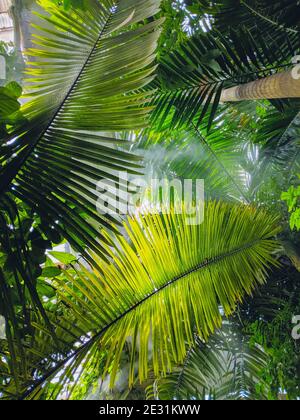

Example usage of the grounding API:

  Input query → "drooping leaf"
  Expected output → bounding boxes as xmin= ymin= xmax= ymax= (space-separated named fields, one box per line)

xmin=1 ymin=201 xmax=281 ymax=399
xmin=0 ymin=0 xmax=163 ymax=344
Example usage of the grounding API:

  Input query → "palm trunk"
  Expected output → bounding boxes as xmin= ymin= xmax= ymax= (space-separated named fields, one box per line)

xmin=220 ymin=69 xmax=300 ymax=102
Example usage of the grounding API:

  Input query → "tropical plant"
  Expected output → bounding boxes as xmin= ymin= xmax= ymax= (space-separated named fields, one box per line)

xmin=151 ymin=24 xmax=300 ymax=132
xmin=282 ymin=176 xmax=300 ymax=231
xmin=146 ymin=324 xmax=269 ymax=400
xmin=0 ymin=0 xmax=162 ymax=339
xmin=240 ymin=261 xmax=300 ymax=399
xmin=146 ymin=258 xmax=300 ymax=402
xmin=0 ymin=201 xmax=281 ymax=399
xmin=186 ymin=0 xmax=300 ymax=37
xmin=0 ymin=81 xmax=23 ymax=135
xmin=148 ymin=259 xmax=300 ymax=401
xmin=1 ymin=0 xmax=300 ymax=402
xmin=136 ymin=113 xmax=251 ymax=202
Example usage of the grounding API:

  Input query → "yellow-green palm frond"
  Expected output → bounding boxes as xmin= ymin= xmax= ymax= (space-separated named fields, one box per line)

xmin=1 ymin=201 xmax=281 ymax=399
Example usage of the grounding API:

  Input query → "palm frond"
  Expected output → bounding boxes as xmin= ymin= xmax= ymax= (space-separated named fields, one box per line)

xmin=240 ymin=260 xmax=300 ymax=321
xmin=190 ymin=0 xmax=300 ymax=38
xmin=238 ymin=259 xmax=300 ymax=399
xmin=0 ymin=0 xmax=162 ymax=340
xmin=0 ymin=82 xmax=24 ymax=135
xmin=137 ymin=108 xmax=254 ymax=202
xmin=151 ymin=25 xmax=297 ymax=131
xmin=0 ymin=309 xmax=95 ymax=399
xmin=0 ymin=201 xmax=281 ymax=399
xmin=0 ymin=0 xmax=162 ymax=259
xmin=250 ymin=104 xmax=300 ymax=201
xmin=146 ymin=324 xmax=269 ymax=400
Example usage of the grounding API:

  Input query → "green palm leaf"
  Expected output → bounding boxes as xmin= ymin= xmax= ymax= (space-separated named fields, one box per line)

xmin=0 ymin=0 xmax=163 ymax=339
xmin=137 ymin=107 xmax=254 ymax=202
xmin=0 ymin=201 xmax=281 ymax=399
xmin=151 ymin=26 xmax=296 ymax=131
xmin=249 ymin=105 xmax=300 ymax=203
xmin=0 ymin=0 xmax=162 ymax=259
xmin=192 ymin=0 xmax=300 ymax=37
xmin=146 ymin=324 xmax=268 ymax=400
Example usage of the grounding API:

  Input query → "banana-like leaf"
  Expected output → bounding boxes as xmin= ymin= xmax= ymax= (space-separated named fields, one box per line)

xmin=0 ymin=201 xmax=281 ymax=399
xmin=146 ymin=323 xmax=269 ymax=400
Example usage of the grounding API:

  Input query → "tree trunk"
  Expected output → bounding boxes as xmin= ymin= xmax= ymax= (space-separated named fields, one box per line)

xmin=11 ymin=0 xmax=38 ymax=51
xmin=220 ymin=69 xmax=300 ymax=102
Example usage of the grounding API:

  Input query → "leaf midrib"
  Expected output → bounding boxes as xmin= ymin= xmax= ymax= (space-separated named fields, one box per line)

xmin=0 ymin=2 xmax=117 ymax=196
xmin=241 ymin=0 xmax=299 ymax=34
xmin=20 ymin=237 xmax=261 ymax=399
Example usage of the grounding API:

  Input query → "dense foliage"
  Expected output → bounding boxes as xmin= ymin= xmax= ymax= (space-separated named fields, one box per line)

xmin=0 ymin=0 xmax=300 ymax=400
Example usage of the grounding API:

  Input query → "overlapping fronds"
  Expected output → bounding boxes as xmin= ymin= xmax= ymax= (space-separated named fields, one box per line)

xmin=191 ymin=0 xmax=300 ymax=38
xmin=250 ymin=105 xmax=300 ymax=201
xmin=241 ymin=260 xmax=300 ymax=320
xmin=0 ymin=0 xmax=162 ymax=338
xmin=0 ymin=308 xmax=102 ymax=400
xmin=146 ymin=324 xmax=269 ymax=400
xmin=151 ymin=26 xmax=297 ymax=131
xmin=137 ymin=130 xmax=248 ymax=202
xmin=1 ymin=0 xmax=162 ymax=258
xmin=255 ymin=105 xmax=300 ymax=173
xmin=137 ymin=106 xmax=259 ymax=202
xmin=0 ymin=201 xmax=281 ymax=399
